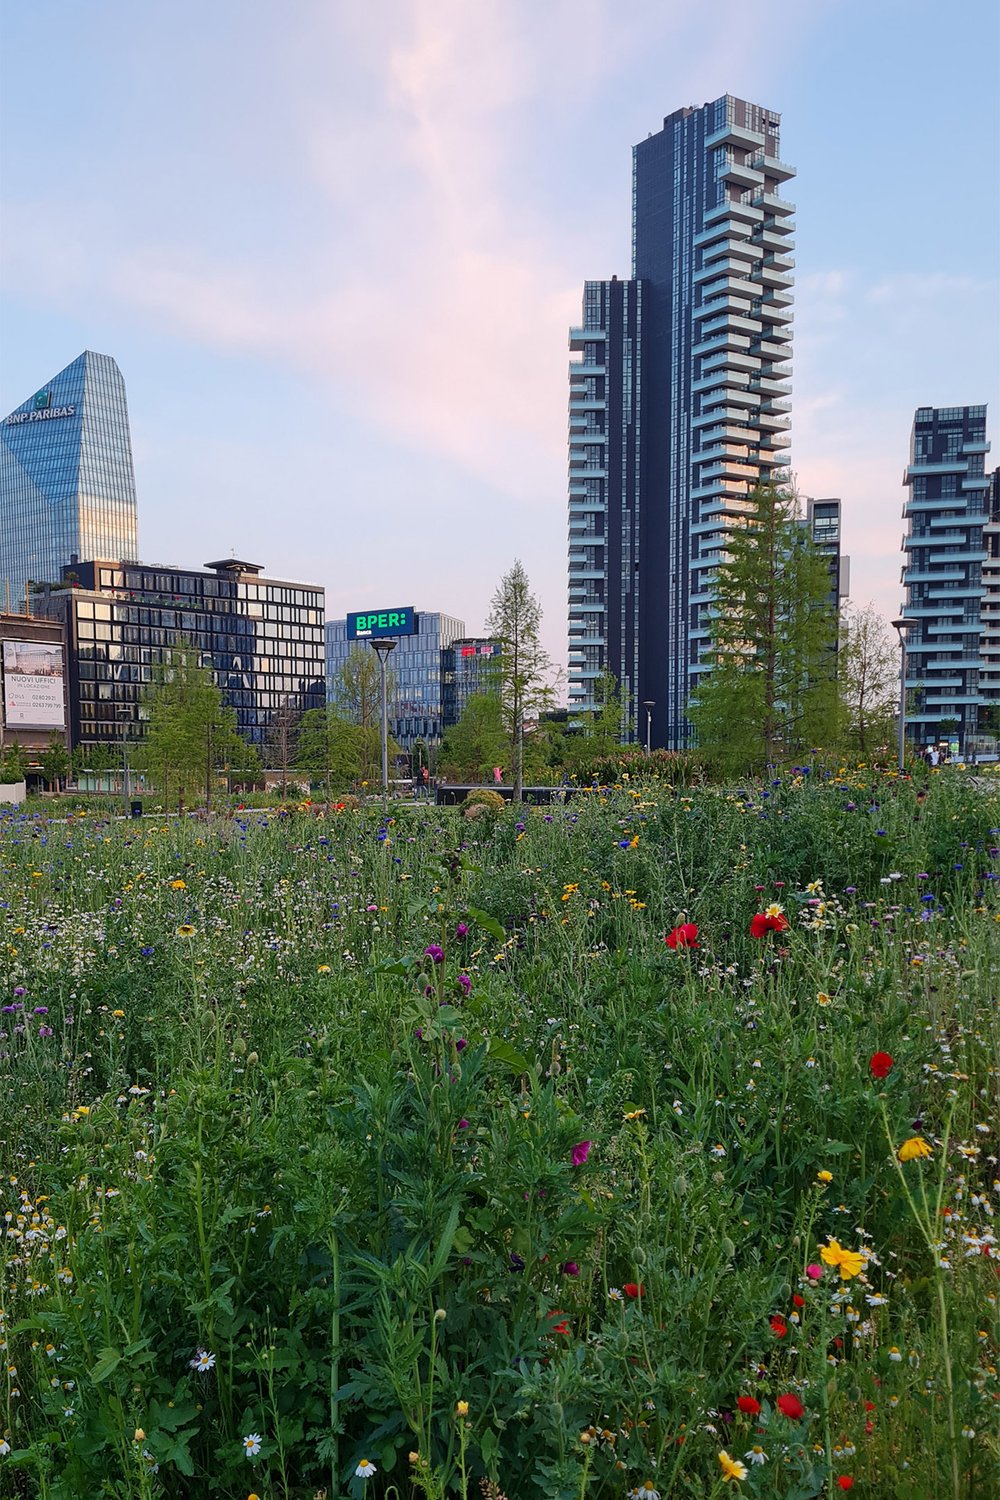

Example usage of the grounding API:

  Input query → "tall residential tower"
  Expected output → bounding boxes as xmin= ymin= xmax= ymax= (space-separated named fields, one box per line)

xmin=900 ymin=405 xmax=993 ymax=753
xmin=0 ymin=352 xmax=139 ymax=610
xmin=568 ymin=96 xmax=794 ymax=747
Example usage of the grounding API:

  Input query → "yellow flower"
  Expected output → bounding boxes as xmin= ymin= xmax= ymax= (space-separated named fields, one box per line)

xmin=176 ymin=924 xmax=196 ymax=937
xmin=819 ymin=1237 xmax=865 ymax=1280
xmin=316 ymin=964 xmax=332 ymax=973
xmin=455 ymin=1400 xmax=469 ymax=1416
xmin=764 ymin=902 xmax=785 ymax=919
xmin=112 ymin=1010 xmax=125 ymax=1019
xmin=719 ymin=1450 xmax=749 ymax=1482
xmin=898 ymin=1136 xmax=933 ymax=1162
xmin=623 ymin=1108 xmax=647 ymax=1121
xmin=170 ymin=879 xmax=186 ymax=890
xmin=817 ymin=1170 xmax=833 ymax=1184
xmin=134 ymin=1428 xmax=146 ymax=1442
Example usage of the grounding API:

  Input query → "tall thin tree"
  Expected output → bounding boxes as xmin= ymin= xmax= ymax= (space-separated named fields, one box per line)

xmin=485 ymin=560 xmax=553 ymax=800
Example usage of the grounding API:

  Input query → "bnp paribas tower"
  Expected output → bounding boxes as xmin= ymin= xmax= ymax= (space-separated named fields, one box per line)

xmin=567 ymin=96 xmax=794 ymax=748
xmin=0 ymin=352 xmax=139 ymax=610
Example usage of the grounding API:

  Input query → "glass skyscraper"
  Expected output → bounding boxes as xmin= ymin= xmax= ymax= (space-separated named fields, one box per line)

xmin=1 ymin=352 xmax=139 ymax=611
xmin=36 ymin=557 xmax=325 ymax=749
xmin=900 ymin=406 xmax=993 ymax=753
xmin=326 ymin=612 xmax=465 ymax=749
xmin=568 ymin=96 xmax=795 ymax=748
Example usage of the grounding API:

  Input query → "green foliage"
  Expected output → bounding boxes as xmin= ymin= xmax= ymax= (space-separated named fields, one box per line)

xmin=690 ymin=483 xmax=839 ymax=773
xmin=439 ymin=694 xmax=507 ymax=783
xmin=461 ymin=787 xmax=506 ymax=815
xmin=139 ymin=641 xmax=245 ymax=808
xmin=330 ymin=647 xmax=401 ymax=784
xmin=485 ymin=560 xmax=555 ymax=798
xmin=837 ymin=603 xmax=898 ymax=755
xmin=38 ymin=735 xmax=71 ymax=790
xmin=0 ymin=768 xmax=996 ymax=1497
xmin=0 ymin=744 xmax=27 ymax=783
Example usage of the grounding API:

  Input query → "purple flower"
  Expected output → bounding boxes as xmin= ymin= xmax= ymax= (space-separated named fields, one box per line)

xmin=457 ymin=974 xmax=471 ymax=995
xmin=455 ymin=923 xmax=469 ymax=938
xmin=33 ymin=1007 xmax=48 ymax=1015
xmin=455 ymin=1037 xmax=467 ymax=1052
xmin=12 ymin=986 xmax=26 ymax=997
xmin=458 ymin=1118 xmax=469 ymax=1129
xmin=38 ymin=1026 xmax=53 ymax=1038
xmin=424 ymin=945 xmax=445 ymax=964
xmin=140 ymin=945 xmax=155 ymax=956
xmin=562 ymin=1261 xmax=580 ymax=1277
xmin=571 ymin=1140 xmax=591 ymax=1167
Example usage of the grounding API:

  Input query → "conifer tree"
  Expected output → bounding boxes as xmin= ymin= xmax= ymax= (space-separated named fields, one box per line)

xmin=485 ymin=560 xmax=554 ymax=800
xmin=689 ymin=482 xmax=838 ymax=772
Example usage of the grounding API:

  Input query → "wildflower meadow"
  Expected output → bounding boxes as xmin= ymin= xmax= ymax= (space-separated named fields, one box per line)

xmin=0 ymin=768 xmax=997 ymax=1498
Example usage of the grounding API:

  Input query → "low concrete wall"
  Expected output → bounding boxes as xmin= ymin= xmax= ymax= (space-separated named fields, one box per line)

xmin=0 ymin=781 xmax=26 ymax=805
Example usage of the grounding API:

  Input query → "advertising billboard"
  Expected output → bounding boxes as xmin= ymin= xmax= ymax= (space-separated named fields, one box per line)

xmin=2 ymin=640 xmax=66 ymax=729
xmin=346 ymin=607 xmax=417 ymax=639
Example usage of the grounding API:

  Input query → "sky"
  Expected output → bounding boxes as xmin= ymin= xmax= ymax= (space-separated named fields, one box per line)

xmin=2 ymin=0 xmax=998 ymax=678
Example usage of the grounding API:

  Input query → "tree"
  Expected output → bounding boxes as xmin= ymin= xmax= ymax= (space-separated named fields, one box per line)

xmin=837 ymin=604 xmax=898 ymax=755
xmin=265 ymin=697 xmax=302 ymax=799
xmin=484 ymin=560 xmax=554 ymax=799
xmin=688 ymin=482 xmax=839 ymax=773
xmin=331 ymin=647 xmax=398 ymax=787
xmin=438 ymin=693 xmax=507 ymax=782
xmin=140 ymin=643 xmax=244 ymax=810
xmin=296 ymin=706 xmax=368 ymax=796
xmin=39 ymin=736 xmax=71 ymax=792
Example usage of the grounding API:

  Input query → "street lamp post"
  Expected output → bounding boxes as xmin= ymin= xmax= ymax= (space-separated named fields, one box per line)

xmin=642 ymin=701 xmax=655 ymax=757
xmin=891 ymin=618 xmax=919 ymax=775
xmin=115 ymin=706 xmax=130 ymax=817
xmin=369 ymin=638 xmax=398 ymax=809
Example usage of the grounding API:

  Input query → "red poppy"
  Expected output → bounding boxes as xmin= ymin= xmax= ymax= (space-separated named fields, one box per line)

xmin=869 ymin=1051 xmax=894 ymax=1080
xmin=792 ymin=1294 xmax=805 ymax=1308
xmin=770 ymin=1315 xmax=788 ymax=1339
xmin=665 ymin=922 xmax=699 ymax=949
xmin=736 ymin=1396 xmax=761 ymax=1416
xmin=776 ymin=1393 xmax=805 ymax=1419
xmin=837 ymin=1479 xmax=854 ymax=1491
xmin=622 ymin=1282 xmax=645 ymax=1299
xmin=750 ymin=912 xmax=790 ymax=938
xmin=546 ymin=1310 xmax=571 ymax=1336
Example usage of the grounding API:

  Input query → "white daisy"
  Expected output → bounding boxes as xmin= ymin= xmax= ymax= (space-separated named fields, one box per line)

xmin=189 ymin=1348 xmax=216 ymax=1372
xmin=356 ymin=1458 xmax=377 ymax=1477
xmin=243 ymin=1433 xmax=263 ymax=1458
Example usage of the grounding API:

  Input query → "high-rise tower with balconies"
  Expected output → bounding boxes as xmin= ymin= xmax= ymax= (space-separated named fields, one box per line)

xmin=568 ymin=96 xmax=794 ymax=748
xmin=900 ymin=406 xmax=993 ymax=754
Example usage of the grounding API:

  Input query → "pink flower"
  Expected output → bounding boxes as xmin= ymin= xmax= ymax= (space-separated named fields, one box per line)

xmin=806 ymin=1263 xmax=824 ymax=1281
xmin=571 ymin=1141 xmax=591 ymax=1167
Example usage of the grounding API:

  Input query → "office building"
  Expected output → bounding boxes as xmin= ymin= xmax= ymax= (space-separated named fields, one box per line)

xmin=1 ymin=353 xmax=139 ymax=610
xmin=326 ymin=612 xmax=465 ymax=750
xmin=442 ymin=639 xmax=502 ymax=726
xmin=900 ymin=406 xmax=993 ymax=752
xmin=568 ymin=95 xmax=794 ymax=747
xmin=35 ymin=557 xmax=324 ymax=750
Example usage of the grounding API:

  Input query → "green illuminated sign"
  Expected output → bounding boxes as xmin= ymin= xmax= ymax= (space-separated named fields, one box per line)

xmin=346 ymin=607 xmax=417 ymax=639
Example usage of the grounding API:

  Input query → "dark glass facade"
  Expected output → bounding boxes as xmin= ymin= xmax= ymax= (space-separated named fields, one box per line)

xmin=1 ymin=353 xmax=139 ymax=609
xmin=442 ymin=639 xmax=502 ymax=726
xmin=569 ymin=96 xmax=795 ymax=747
xmin=36 ymin=558 xmax=324 ymax=749
xmin=900 ymin=406 xmax=992 ymax=751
